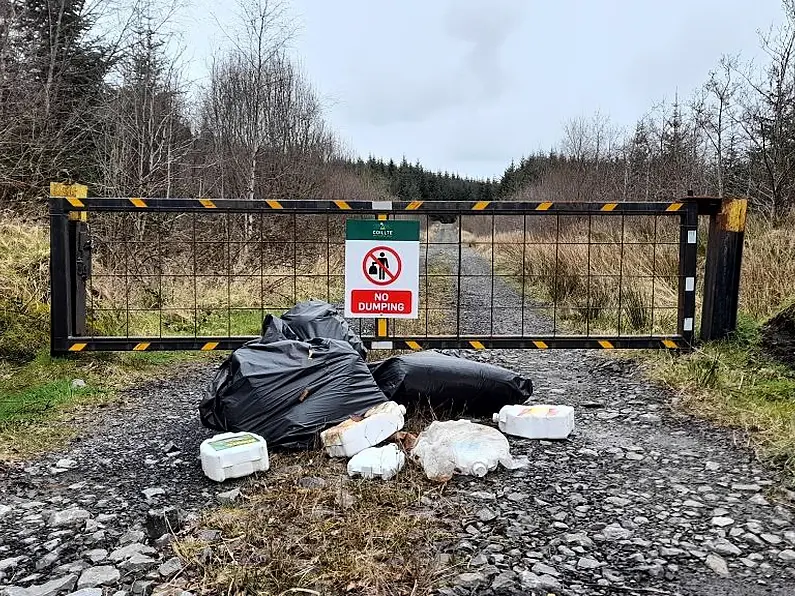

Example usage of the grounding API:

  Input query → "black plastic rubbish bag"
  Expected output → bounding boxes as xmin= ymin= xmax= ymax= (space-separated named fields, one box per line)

xmin=279 ymin=300 xmax=367 ymax=358
xmin=260 ymin=313 xmax=299 ymax=344
xmin=200 ymin=338 xmax=387 ymax=450
xmin=368 ymin=351 xmax=533 ymax=417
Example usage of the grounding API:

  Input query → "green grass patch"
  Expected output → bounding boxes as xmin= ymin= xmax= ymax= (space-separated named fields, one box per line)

xmin=644 ymin=315 xmax=795 ymax=478
xmin=0 ymin=349 xmax=218 ymax=459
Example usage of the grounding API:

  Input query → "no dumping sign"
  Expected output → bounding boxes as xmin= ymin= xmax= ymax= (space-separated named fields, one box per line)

xmin=345 ymin=220 xmax=420 ymax=318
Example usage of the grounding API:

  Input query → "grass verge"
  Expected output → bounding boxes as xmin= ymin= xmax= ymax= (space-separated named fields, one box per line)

xmin=173 ymin=451 xmax=454 ymax=595
xmin=642 ymin=316 xmax=795 ymax=479
xmin=0 ymin=351 xmax=218 ymax=459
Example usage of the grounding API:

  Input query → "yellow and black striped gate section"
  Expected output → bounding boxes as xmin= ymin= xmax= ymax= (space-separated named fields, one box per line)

xmin=49 ymin=188 xmax=702 ymax=356
xmin=55 ymin=196 xmax=690 ymax=215
xmin=61 ymin=336 xmax=685 ymax=353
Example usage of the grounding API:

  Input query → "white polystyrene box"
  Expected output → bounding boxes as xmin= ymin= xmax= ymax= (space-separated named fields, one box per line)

xmin=493 ymin=404 xmax=575 ymax=440
xmin=321 ymin=401 xmax=406 ymax=458
xmin=200 ymin=432 xmax=269 ymax=482
xmin=347 ymin=444 xmax=406 ymax=480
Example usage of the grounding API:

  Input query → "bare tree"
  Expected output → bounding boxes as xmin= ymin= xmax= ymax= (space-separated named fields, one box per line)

xmin=735 ymin=0 xmax=795 ymax=219
xmin=691 ymin=55 xmax=741 ymax=197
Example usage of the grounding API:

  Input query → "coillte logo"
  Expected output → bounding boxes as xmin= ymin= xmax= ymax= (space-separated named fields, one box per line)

xmin=372 ymin=222 xmax=393 ymax=237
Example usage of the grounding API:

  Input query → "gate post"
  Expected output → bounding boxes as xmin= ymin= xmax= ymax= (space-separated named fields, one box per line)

xmin=49 ymin=197 xmax=72 ymax=356
xmin=49 ymin=183 xmax=88 ymax=355
xmin=699 ymin=197 xmax=748 ymax=341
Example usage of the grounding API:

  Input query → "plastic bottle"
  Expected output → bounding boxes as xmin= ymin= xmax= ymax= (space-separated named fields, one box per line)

xmin=321 ymin=401 xmax=406 ymax=458
xmin=411 ymin=420 xmax=527 ymax=481
xmin=200 ymin=432 xmax=269 ymax=482
xmin=493 ymin=404 xmax=575 ymax=439
xmin=347 ymin=444 xmax=406 ymax=480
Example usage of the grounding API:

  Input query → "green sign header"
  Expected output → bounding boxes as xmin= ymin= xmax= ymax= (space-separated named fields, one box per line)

xmin=346 ymin=220 xmax=420 ymax=242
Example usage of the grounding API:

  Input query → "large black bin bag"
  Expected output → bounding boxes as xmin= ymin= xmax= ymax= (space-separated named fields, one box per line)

xmin=200 ymin=338 xmax=386 ymax=449
xmin=260 ymin=313 xmax=299 ymax=344
xmin=279 ymin=300 xmax=367 ymax=358
xmin=368 ymin=351 xmax=533 ymax=417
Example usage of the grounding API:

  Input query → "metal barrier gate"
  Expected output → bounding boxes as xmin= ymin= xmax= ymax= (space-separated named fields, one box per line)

xmin=49 ymin=185 xmax=699 ymax=355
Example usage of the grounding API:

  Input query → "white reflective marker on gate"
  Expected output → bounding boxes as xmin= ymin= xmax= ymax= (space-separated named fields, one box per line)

xmin=344 ymin=220 xmax=420 ymax=319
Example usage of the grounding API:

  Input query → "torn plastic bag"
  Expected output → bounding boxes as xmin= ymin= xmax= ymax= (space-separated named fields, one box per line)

xmin=411 ymin=419 xmax=528 ymax=482
xmin=279 ymin=300 xmax=367 ymax=358
xmin=199 ymin=337 xmax=387 ymax=450
xmin=260 ymin=313 xmax=299 ymax=343
xmin=368 ymin=351 xmax=533 ymax=417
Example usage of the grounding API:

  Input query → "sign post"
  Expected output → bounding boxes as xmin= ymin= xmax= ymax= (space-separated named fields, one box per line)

xmin=345 ymin=220 xmax=420 ymax=318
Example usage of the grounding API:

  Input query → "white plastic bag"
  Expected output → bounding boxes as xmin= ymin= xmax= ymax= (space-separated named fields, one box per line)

xmin=347 ymin=444 xmax=406 ymax=480
xmin=411 ymin=420 xmax=527 ymax=481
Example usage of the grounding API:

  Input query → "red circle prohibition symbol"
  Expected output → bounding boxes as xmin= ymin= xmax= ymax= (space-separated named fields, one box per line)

xmin=362 ymin=246 xmax=402 ymax=286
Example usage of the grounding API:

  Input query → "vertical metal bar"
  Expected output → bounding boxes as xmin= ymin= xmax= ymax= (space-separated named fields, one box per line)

xmin=678 ymin=203 xmax=699 ymax=347
xmin=326 ymin=214 xmax=331 ymax=303
xmin=490 ymin=213 xmax=495 ymax=336
xmin=125 ymin=214 xmax=130 ymax=338
xmin=226 ymin=212 xmax=232 ymax=337
xmin=87 ymin=217 xmax=94 ymax=338
xmin=456 ymin=213 xmax=463 ymax=340
xmin=520 ymin=213 xmax=527 ymax=336
xmin=49 ymin=198 xmax=72 ymax=356
xmin=258 ymin=212 xmax=264 ymax=326
xmin=193 ymin=213 xmax=198 ymax=338
xmin=424 ymin=214 xmax=430 ymax=338
xmin=552 ymin=214 xmax=560 ymax=336
xmin=158 ymin=214 xmax=163 ymax=339
xmin=650 ymin=216 xmax=658 ymax=335
xmin=292 ymin=213 xmax=298 ymax=307
xmin=616 ymin=214 xmax=625 ymax=336
xmin=585 ymin=214 xmax=592 ymax=336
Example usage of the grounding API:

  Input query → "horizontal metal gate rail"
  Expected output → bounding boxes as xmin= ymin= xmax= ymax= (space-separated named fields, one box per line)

xmin=50 ymin=186 xmax=700 ymax=355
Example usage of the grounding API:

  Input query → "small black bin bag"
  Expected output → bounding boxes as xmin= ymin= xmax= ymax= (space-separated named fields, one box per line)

xmin=368 ymin=351 xmax=533 ymax=417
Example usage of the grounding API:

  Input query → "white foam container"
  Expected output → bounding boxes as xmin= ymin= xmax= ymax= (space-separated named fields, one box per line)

xmin=493 ymin=404 xmax=575 ymax=440
xmin=347 ymin=444 xmax=406 ymax=480
xmin=321 ymin=401 xmax=406 ymax=458
xmin=200 ymin=432 xmax=270 ymax=482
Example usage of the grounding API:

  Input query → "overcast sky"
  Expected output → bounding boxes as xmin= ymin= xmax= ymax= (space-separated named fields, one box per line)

xmin=184 ymin=0 xmax=784 ymax=179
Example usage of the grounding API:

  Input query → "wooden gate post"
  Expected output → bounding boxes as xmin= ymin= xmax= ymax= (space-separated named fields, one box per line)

xmin=699 ymin=197 xmax=748 ymax=341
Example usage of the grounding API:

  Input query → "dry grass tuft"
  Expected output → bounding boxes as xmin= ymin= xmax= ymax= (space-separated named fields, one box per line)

xmin=173 ymin=450 xmax=455 ymax=595
xmin=477 ymin=226 xmax=679 ymax=334
xmin=740 ymin=217 xmax=795 ymax=319
xmin=0 ymin=216 xmax=51 ymax=361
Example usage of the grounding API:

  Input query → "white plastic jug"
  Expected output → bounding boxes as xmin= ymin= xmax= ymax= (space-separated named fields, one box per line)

xmin=200 ymin=432 xmax=270 ymax=482
xmin=493 ymin=404 xmax=575 ymax=439
xmin=411 ymin=420 xmax=527 ymax=482
xmin=321 ymin=401 xmax=406 ymax=458
xmin=347 ymin=444 xmax=406 ymax=480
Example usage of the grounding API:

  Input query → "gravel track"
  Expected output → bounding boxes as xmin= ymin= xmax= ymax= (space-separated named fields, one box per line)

xmin=0 ymin=224 xmax=794 ymax=596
